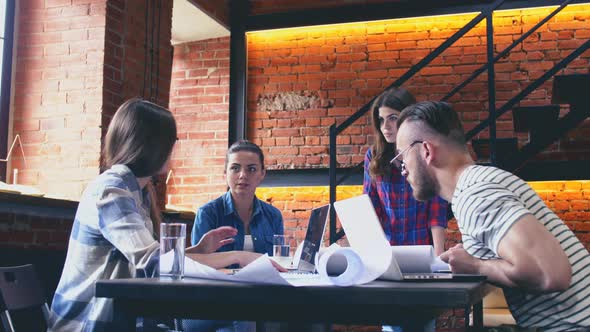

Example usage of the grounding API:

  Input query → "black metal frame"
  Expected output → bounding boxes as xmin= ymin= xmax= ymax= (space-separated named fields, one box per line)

xmin=228 ymin=0 xmax=248 ymax=146
xmin=486 ymin=13 xmax=498 ymax=165
xmin=260 ymin=167 xmax=363 ymax=188
xmin=465 ymin=39 xmax=590 ymax=140
xmin=243 ymin=0 xmax=586 ymax=32
xmin=0 ymin=0 xmax=16 ymax=182
xmin=442 ymin=0 xmax=575 ymax=102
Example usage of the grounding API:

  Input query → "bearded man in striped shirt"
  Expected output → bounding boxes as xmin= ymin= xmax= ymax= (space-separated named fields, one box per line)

xmin=394 ymin=101 xmax=589 ymax=332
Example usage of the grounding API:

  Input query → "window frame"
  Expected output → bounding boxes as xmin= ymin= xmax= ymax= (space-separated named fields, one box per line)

xmin=0 ymin=0 xmax=16 ymax=182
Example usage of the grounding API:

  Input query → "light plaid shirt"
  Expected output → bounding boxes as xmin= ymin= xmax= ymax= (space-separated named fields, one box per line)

xmin=49 ymin=164 xmax=160 ymax=331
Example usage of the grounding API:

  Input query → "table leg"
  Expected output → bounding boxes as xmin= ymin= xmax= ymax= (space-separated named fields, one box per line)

xmin=472 ymin=300 xmax=484 ymax=330
xmin=112 ymin=299 xmax=137 ymax=331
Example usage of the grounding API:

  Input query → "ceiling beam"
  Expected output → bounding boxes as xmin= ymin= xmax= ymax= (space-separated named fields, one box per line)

xmin=245 ymin=0 xmax=587 ymax=31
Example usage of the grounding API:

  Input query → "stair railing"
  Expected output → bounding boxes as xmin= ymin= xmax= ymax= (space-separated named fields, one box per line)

xmin=329 ymin=0 xmax=505 ymax=243
xmin=441 ymin=0 xmax=575 ymax=103
xmin=465 ymin=39 xmax=590 ymax=141
xmin=328 ymin=0 xmax=584 ymax=244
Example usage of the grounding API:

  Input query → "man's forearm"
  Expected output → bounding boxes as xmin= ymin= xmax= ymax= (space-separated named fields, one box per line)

xmin=477 ymin=256 xmax=561 ymax=292
xmin=476 ymin=257 xmax=521 ymax=288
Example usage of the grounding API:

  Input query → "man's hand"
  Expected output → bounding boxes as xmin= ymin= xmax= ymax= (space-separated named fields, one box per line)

xmin=439 ymin=243 xmax=480 ymax=274
xmin=188 ymin=226 xmax=237 ymax=254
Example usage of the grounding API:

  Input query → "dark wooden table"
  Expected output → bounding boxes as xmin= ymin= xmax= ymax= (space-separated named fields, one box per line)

xmin=96 ymin=277 xmax=492 ymax=331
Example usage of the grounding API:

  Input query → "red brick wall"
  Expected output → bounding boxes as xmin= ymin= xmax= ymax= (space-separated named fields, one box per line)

xmin=11 ymin=0 xmax=173 ymax=201
xmin=247 ymin=5 xmax=590 ymax=170
xmin=102 ymin=0 xmax=173 ymax=121
xmin=168 ymin=37 xmax=231 ymax=209
xmin=0 ymin=212 xmax=71 ymax=250
xmin=13 ymin=0 xmax=108 ymax=200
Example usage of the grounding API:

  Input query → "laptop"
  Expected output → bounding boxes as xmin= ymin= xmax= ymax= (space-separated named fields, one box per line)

xmin=281 ymin=204 xmax=330 ymax=275
xmin=333 ymin=194 xmax=486 ymax=282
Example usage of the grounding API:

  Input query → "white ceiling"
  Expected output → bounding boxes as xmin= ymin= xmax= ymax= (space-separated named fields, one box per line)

xmin=171 ymin=0 xmax=229 ymax=45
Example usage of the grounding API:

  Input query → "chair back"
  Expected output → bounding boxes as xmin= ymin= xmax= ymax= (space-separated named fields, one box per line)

xmin=0 ymin=264 xmax=50 ymax=332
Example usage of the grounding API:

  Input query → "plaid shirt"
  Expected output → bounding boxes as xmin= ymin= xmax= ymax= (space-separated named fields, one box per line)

xmin=363 ymin=148 xmax=448 ymax=245
xmin=49 ymin=165 xmax=160 ymax=331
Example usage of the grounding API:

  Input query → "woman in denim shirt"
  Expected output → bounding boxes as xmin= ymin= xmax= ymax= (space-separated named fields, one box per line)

xmin=191 ymin=140 xmax=283 ymax=255
xmin=187 ymin=140 xmax=283 ymax=332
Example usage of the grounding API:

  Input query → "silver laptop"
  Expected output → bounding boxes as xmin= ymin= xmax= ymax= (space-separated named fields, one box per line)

xmin=283 ymin=204 xmax=330 ymax=275
xmin=333 ymin=194 xmax=485 ymax=282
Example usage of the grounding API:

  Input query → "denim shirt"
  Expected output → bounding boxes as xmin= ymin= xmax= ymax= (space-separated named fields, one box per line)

xmin=191 ymin=191 xmax=283 ymax=255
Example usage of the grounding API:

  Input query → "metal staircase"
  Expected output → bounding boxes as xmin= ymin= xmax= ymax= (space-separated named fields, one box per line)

xmin=471 ymin=73 xmax=590 ymax=174
xmin=328 ymin=0 xmax=590 ymax=243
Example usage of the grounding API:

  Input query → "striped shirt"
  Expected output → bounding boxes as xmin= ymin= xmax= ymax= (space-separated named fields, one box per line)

xmin=453 ymin=165 xmax=590 ymax=331
xmin=363 ymin=148 xmax=448 ymax=245
xmin=49 ymin=165 xmax=160 ymax=331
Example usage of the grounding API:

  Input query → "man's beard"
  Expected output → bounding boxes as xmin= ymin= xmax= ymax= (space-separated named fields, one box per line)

xmin=411 ymin=157 xmax=438 ymax=201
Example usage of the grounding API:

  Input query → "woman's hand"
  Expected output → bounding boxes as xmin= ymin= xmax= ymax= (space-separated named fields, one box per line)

xmin=269 ymin=259 xmax=288 ymax=272
xmin=187 ymin=226 xmax=237 ymax=254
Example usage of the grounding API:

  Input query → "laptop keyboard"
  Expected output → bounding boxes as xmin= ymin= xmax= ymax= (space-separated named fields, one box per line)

xmin=280 ymin=272 xmax=320 ymax=279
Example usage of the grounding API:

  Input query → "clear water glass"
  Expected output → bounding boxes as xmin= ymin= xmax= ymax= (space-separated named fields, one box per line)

xmin=160 ymin=223 xmax=186 ymax=279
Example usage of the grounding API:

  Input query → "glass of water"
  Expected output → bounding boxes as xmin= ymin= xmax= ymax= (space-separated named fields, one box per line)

xmin=272 ymin=234 xmax=293 ymax=268
xmin=160 ymin=223 xmax=186 ymax=279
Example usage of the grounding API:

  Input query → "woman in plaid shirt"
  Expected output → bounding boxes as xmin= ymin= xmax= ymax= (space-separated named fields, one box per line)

xmin=49 ymin=99 xmax=278 ymax=331
xmin=363 ymin=87 xmax=448 ymax=256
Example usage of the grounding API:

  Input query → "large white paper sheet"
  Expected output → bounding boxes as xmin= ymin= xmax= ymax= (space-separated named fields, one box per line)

xmin=163 ymin=252 xmax=335 ymax=286
xmin=163 ymin=245 xmax=373 ymax=287
xmin=390 ymin=245 xmax=450 ymax=273
xmin=333 ymin=195 xmax=394 ymax=283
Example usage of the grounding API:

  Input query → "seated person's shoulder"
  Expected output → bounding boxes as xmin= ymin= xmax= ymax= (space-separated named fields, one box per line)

xmin=199 ymin=194 xmax=226 ymax=211
xmin=195 ymin=195 xmax=227 ymax=222
xmin=87 ymin=166 xmax=135 ymax=198
xmin=258 ymin=198 xmax=281 ymax=214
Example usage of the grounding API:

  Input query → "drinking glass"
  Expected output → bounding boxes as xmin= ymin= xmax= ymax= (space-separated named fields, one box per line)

xmin=160 ymin=223 xmax=186 ymax=279
xmin=272 ymin=234 xmax=293 ymax=268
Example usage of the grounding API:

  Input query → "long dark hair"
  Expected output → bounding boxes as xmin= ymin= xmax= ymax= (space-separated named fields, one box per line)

xmin=101 ymin=98 xmax=177 ymax=233
xmin=369 ymin=87 xmax=416 ymax=178
xmin=102 ymin=98 xmax=177 ymax=177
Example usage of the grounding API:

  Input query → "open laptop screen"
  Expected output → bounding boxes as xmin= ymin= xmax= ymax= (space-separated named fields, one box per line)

xmin=297 ymin=204 xmax=330 ymax=272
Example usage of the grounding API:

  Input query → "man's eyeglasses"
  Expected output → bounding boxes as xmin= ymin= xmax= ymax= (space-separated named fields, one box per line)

xmin=390 ymin=140 xmax=424 ymax=172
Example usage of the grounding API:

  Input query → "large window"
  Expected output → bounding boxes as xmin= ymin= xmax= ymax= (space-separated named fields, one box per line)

xmin=0 ymin=0 xmax=15 ymax=182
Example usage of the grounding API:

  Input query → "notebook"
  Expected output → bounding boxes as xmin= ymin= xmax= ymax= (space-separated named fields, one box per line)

xmin=333 ymin=194 xmax=486 ymax=282
xmin=281 ymin=204 xmax=330 ymax=275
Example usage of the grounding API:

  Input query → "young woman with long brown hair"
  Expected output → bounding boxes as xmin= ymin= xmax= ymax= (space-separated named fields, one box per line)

xmin=49 ymin=99 xmax=275 ymax=331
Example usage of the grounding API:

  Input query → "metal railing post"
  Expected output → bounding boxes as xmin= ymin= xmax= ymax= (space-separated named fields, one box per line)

xmin=329 ymin=124 xmax=338 ymax=244
xmin=487 ymin=13 xmax=497 ymax=166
